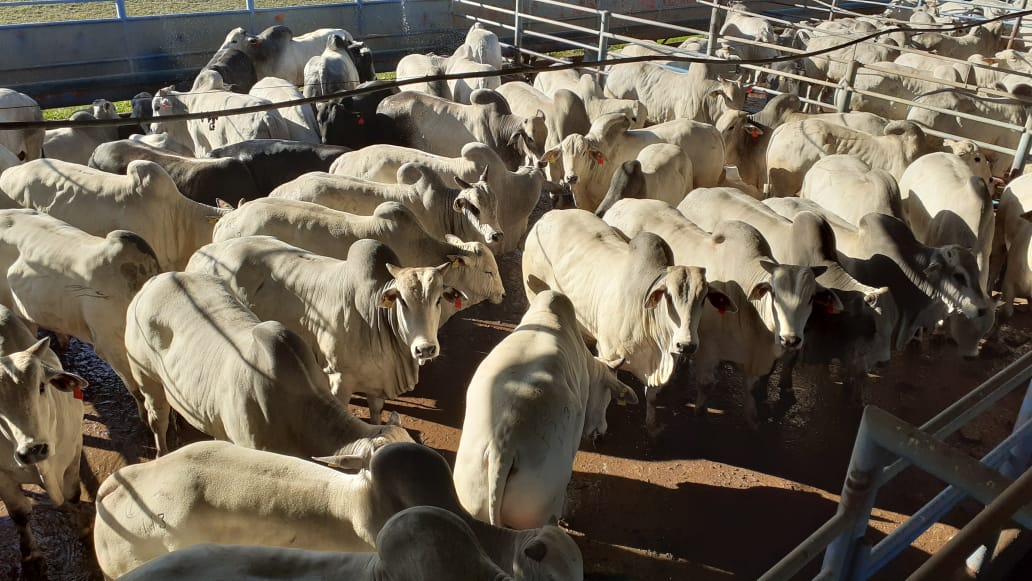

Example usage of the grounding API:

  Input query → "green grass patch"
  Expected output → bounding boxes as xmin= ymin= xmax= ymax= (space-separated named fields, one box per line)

xmin=43 ymin=100 xmax=132 ymax=121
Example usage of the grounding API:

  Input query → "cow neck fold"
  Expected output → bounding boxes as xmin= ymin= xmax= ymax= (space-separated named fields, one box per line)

xmin=639 ymin=268 xmax=677 ymax=387
xmin=370 ymin=279 xmax=419 ymax=400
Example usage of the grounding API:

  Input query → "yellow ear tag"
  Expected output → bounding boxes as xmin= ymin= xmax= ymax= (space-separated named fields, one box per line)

xmin=547 ymin=151 xmax=558 ymax=164
xmin=208 ymin=218 xmax=220 ymax=225
xmin=380 ymin=296 xmax=395 ymax=308
xmin=617 ymin=397 xmax=627 ymax=407
xmin=451 ymin=260 xmax=460 ymax=269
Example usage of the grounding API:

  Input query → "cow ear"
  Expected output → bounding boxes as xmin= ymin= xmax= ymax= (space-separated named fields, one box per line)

xmin=758 ymin=260 xmax=777 ymax=274
xmin=543 ymin=147 xmax=561 ymax=164
xmin=1020 ymin=209 xmax=1032 ymax=222
xmin=524 ymin=539 xmax=548 ymax=563
xmin=45 ymin=367 xmax=88 ymax=393
xmin=706 ymin=285 xmax=738 ymax=314
xmin=744 ymin=123 xmax=764 ymax=138
xmin=446 ymin=254 xmax=467 ymax=268
xmin=814 ymin=288 xmax=844 ymax=315
xmin=478 ymin=165 xmax=489 ymax=183
xmin=311 ymin=454 xmax=367 ymax=471
xmin=386 ymin=263 xmax=402 ymax=279
xmin=454 ymin=176 xmax=473 ymax=190
xmin=25 ymin=337 xmax=50 ymax=358
xmin=748 ymin=281 xmax=771 ymax=301
xmin=379 ymin=288 xmax=400 ymax=309
xmin=864 ymin=287 xmax=890 ymax=310
xmin=507 ymin=129 xmax=529 ymax=147
xmin=442 ymin=287 xmax=469 ymax=310
xmin=452 ymin=197 xmax=468 ymax=212
xmin=810 ymin=265 xmax=828 ymax=278
xmin=444 ymin=234 xmax=464 ymax=245
xmin=605 ymin=370 xmax=638 ymax=405
xmin=535 ymin=109 xmax=545 ymax=120
xmin=644 ymin=284 xmax=667 ymax=310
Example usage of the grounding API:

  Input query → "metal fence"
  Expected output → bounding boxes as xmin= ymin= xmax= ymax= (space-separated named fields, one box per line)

xmin=445 ymin=0 xmax=1032 ymax=577
xmin=0 ymin=0 xmax=465 ymax=107
xmin=456 ymin=0 xmax=1032 ymax=175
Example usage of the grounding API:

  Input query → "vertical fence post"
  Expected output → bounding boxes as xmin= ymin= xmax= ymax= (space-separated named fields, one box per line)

xmin=246 ymin=0 xmax=256 ymax=32
xmin=1007 ymin=0 xmax=1028 ymax=51
xmin=828 ymin=0 xmax=838 ymax=21
xmin=513 ymin=0 xmax=526 ymax=66
xmin=114 ymin=0 xmax=127 ymax=20
xmin=965 ymin=381 xmax=1032 ymax=576
xmin=835 ymin=60 xmax=860 ymax=113
xmin=821 ymin=408 xmax=891 ymax=581
xmin=1010 ymin=114 xmax=1032 ymax=178
xmin=597 ymin=10 xmax=610 ymax=71
xmin=706 ymin=4 xmax=721 ymax=56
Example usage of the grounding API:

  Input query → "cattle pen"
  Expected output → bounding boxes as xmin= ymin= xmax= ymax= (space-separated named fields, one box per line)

xmin=4 ymin=0 xmax=1032 ymax=580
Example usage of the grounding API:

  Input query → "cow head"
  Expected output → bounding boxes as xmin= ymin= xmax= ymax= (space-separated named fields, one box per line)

xmin=0 ymin=337 xmax=86 ymax=468
xmin=442 ymin=234 xmax=505 ymax=306
xmin=922 ymin=244 xmax=990 ymax=321
xmin=453 ymin=170 xmax=505 ymax=247
xmin=646 ymin=265 xmax=737 ymax=362
xmin=752 ymin=260 xmax=841 ymax=352
xmin=544 ymin=134 xmax=607 ymax=211
xmin=379 ymin=264 xmax=465 ymax=365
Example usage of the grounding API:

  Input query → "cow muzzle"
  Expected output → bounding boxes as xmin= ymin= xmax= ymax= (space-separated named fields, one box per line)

xmin=15 ymin=442 xmax=49 ymax=466
xmin=564 ymin=174 xmax=578 ymax=185
xmin=673 ymin=341 xmax=698 ymax=356
xmin=413 ymin=343 xmax=439 ymax=366
xmin=780 ymin=335 xmax=802 ymax=350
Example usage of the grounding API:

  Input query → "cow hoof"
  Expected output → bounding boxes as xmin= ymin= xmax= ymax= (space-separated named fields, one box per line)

xmin=20 ymin=552 xmax=47 ymax=580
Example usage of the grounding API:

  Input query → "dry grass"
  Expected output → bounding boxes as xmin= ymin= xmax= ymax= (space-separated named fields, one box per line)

xmin=0 ymin=0 xmax=354 ymax=25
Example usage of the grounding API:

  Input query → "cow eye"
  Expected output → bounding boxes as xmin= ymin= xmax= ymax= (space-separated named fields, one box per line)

xmin=953 ymin=273 xmax=966 ymax=286
xmin=436 ymin=297 xmax=441 ymax=306
xmin=484 ymin=270 xmax=493 ymax=276
xmin=38 ymin=382 xmax=45 ymax=394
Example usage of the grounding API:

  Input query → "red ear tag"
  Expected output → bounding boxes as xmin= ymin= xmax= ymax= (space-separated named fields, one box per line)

xmin=826 ymin=303 xmax=835 ymax=315
xmin=746 ymin=87 xmax=753 ymax=95
xmin=356 ymin=116 xmax=365 ymax=126
xmin=454 ymin=297 xmax=462 ymax=310
xmin=718 ymin=307 xmax=726 ymax=315
xmin=73 ymin=386 xmax=83 ymax=401
xmin=750 ymin=129 xmax=760 ymax=139
xmin=595 ymin=153 xmax=605 ymax=165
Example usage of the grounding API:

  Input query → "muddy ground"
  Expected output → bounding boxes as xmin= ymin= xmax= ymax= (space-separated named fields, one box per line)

xmin=2 ymin=193 xmax=1031 ymax=580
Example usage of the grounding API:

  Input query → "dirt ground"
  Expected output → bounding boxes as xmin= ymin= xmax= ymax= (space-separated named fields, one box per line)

xmin=2 ymin=193 xmax=1032 ymax=581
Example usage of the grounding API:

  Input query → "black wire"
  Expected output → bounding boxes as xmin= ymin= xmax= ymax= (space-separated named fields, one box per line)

xmin=1 ymin=5 xmax=1030 ymax=131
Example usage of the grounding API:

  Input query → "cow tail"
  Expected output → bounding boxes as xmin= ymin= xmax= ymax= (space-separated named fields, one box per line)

xmin=487 ymin=445 xmax=513 ymax=527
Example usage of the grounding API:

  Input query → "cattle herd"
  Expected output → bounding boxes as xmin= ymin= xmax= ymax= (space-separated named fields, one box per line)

xmin=1 ymin=0 xmax=1032 ymax=578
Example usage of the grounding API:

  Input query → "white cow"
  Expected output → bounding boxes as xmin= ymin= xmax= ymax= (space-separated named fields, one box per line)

xmin=523 ymin=209 xmax=735 ymax=433
xmin=766 ymin=119 xmax=938 ymax=196
xmin=269 ymin=165 xmax=505 ymax=248
xmin=95 ymin=441 xmax=584 ymax=581
xmin=303 ymin=34 xmax=363 ymax=98
xmin=125 ymin=271 xmax=412 ymax=457
xmin=604 ymin=60 xmax=746 ymax=125
xmin=237 ymin=25 xmax=355 ymax=85
xmin=997 ymin=174 xmax=1032 ymax=320
xmin=187 ymin=237 xmax=460 ymax=423
xmin=0 ymin=89 xmax=43 ymax=162
xmin=603 ymin=198 xmax=828 ymax=427
xmin=592 ymin=143 xmax=694 ymax=216
xmin=330 ymin=142 xmax=554 ymax=254
xmin=118 ymin=506 xmax=512 ymax=581
xmin=899 ymin=152 xmax=996 ymax=356
xmin=454 ymin=291 xmax=637 ymax=529
xmin=41 ymin=100 xmax=120 ymax=165
xmin=543 ymin=113 xmax=723 ymax=212
xmin=0 ymin=209 xmax=161 ymax=420
xmin=0 ymin=159 xmax=229 ymax=271
xmin=447 ymin=57 xmax=501 ymax=105
xmin=532 ymin=70 xmax=648 ymax=128
xmin=799 ymin=155 xmax=904 ymax=225
xmin=211 ymin=199 xmax=505 ymax=321
xmin=0 ymin=307 xmax=86 ymax=571
xmin=249 ymin=77 xmax=321 ymax=143
xmin=152 ymin=81 xmax=291 ymax=157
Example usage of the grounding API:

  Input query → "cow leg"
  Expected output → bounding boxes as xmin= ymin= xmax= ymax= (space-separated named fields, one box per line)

xmin=776 ymin=351 xmax=799 ymax=405
xmin=368 ymin=396 xmax=386 ymax=425
xmin=743 ymin=374 xmax=772 ymax=429
xmin=0 ymin=473 xmax=43 ymax=566
xmin=644 ymin=385 xmax=664 ymax=437
xmin=140 ymin=385 xmax=172 ymax=456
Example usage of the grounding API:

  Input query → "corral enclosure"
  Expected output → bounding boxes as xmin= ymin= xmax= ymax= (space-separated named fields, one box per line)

xmin=3 ymin=0 xmax=1032 ymax=580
